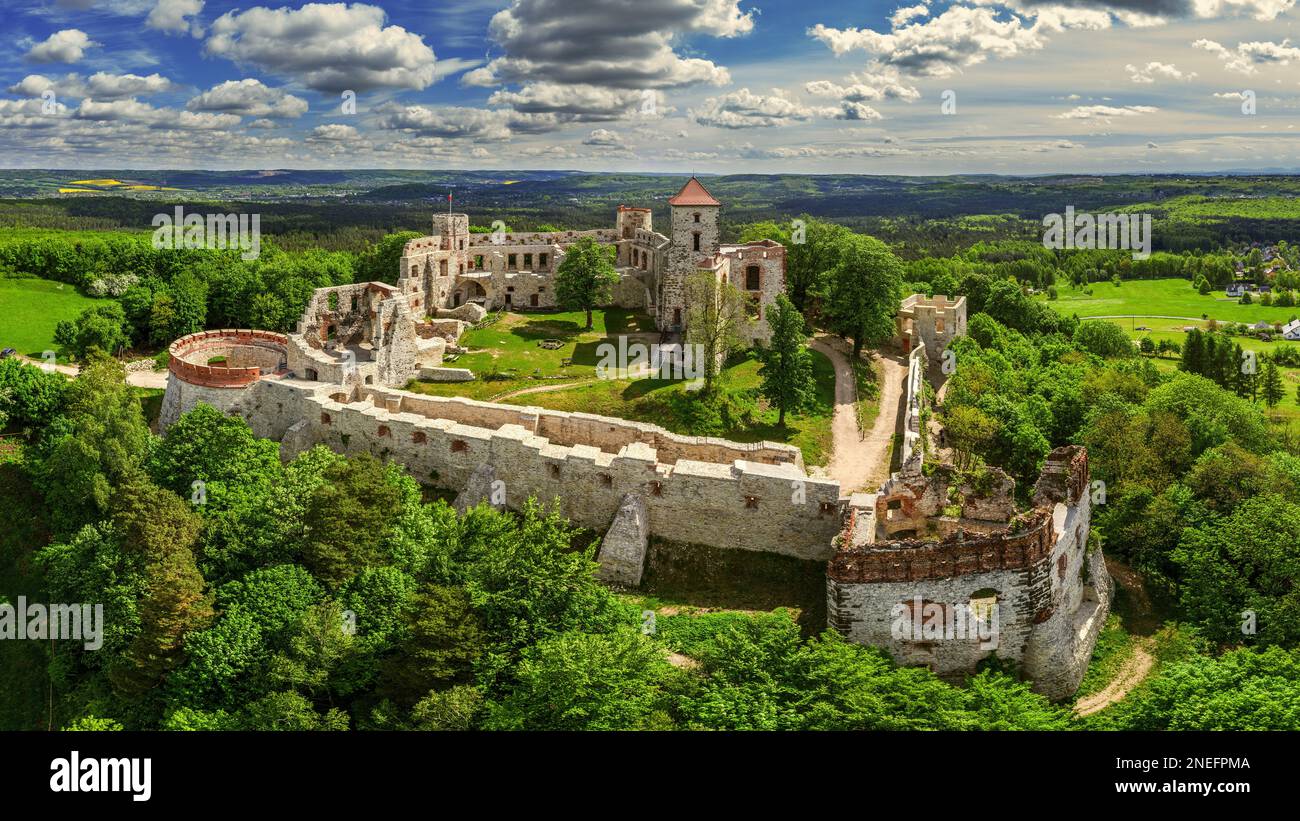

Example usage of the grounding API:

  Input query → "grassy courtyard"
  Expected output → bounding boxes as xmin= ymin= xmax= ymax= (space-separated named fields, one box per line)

xmin=0 ymin=277 xmax=106 ymax=359
xmin=406 ymin=307 xmax=839 ymax=466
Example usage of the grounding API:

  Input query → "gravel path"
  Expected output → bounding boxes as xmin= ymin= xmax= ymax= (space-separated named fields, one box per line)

xmin=1074 ymin=638 xmax=1155 ymax=717
xmin=810 ymin=336 xmax=907 ymax=497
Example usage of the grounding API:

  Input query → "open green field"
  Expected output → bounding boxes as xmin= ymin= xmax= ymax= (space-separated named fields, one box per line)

xmin=406 ymin=307 xmax=840 ymax=466
xmin=0 ymin=277 xmax=106 ymax=359
xmin=1043 ymin=278 xmax=1300 ymax=324
xmin=1119 ymin=322 xmax=1300 ymax=426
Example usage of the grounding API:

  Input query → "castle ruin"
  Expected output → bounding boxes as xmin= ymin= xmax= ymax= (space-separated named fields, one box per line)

xmin=157 ymin=181 xmax=1107 ymax=701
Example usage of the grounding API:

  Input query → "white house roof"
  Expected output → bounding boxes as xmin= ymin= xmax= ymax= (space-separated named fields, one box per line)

xmin=1283 ymin=319 xmax=1300 ymax=336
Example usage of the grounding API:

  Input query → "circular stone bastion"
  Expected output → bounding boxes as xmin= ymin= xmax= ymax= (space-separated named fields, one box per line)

xmin=159 ymin=329 xmax=288 ymax=431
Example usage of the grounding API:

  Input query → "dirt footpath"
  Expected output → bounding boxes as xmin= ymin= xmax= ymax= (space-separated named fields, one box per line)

xmin=810 ymin=336 xmax=906 ymax=497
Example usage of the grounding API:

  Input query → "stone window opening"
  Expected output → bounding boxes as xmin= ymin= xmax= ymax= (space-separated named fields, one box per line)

xmin=819 ymin=501 xmax=838 ymax=515
xmin=1057 ymin=554 xmax=1068 ymax=580
xmin=450 ymin=439 xmax=469 ymax=453
xmin=377 ymin=425 xmax=391 ymax=438
xmin=969 ymin=589 xmax=999 ymax=623
xmin=320 ymin=412 xmax=331 ymax=424
xmin=530 ymin=294 xmax=539 ymax=307
xmin=440 ymin=259 xmax=448 ymax=277
xmin=693 ymin=233 xmax=701 ymax=252
xmin=540 ymin=253 xmax=548 ymax=268
xmin=524 ymin=253 xmax=533 ymax=269
xmin=548 ymin=463 xmax=561 ymax=479
xmin=350 ymin=295 xmax=359 ymax=312
xmin=745 ymin=266 xmax=760 ymax=291
xmin=649 ymin=480 xmax=663 ymax=497
xmin=599 ymin=473 xmax=613 ymax=487
xmin=745 ymin=495 xmax=759 ymax=509
xmin=412 ymin=431 xmax=426 ymax=444
xmin=508 ymin=253 xmax=517 ymax=269
xmin=305 ymin=368 xmax=319 ymax=381
xmin=693 ymin=212 xmax=701 ymax=223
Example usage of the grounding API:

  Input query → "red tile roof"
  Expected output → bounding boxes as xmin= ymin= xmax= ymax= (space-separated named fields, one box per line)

xmin=668 ymin=176 xmax=720 ymax=207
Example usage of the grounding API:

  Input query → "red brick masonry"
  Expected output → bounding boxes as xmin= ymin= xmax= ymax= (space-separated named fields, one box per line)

xmin=167 ymin=329 xmax=289 ymax=388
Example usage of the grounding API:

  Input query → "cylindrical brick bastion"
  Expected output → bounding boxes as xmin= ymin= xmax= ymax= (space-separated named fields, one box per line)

xmin=167 ymin=329 xmax=289 ymax=388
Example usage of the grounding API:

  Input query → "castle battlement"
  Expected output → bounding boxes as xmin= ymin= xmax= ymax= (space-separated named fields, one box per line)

xmin=827 ymin=445 xmax=1109 ymax=700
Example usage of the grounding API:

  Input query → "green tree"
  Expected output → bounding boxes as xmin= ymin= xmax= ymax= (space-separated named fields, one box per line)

xmin=110 ymin=545 xmax=214 ymax=695
xmin=239 ymin=691 xmax=348 ymax=731
xmin=483 ymin=628 xmax=674 ymax=730
xmin=1262 ymin=361 xmax=1285 ymax=410
xmin=35 ymin=354 xmax=151 ymax=535
xmin=943 ymin=405 xmax=999 ymax=470
xmin=820 ymin=233 xmax=904 ymax=359
xmin=683 ymin=270 xmax=749 ymax=395
xmin=1174 ymin=493 xmax=1300 ymax=646
xmin=354 ymin=231 xmax=422 ymax=285
xmin=740 ymin=216 xmax=853 ymax=314
xmin=554 ymin=237 xmax=618 ymax=330
xmin=301 ymin=455 xmax=404 ymax=589
xmin=378 ymin=584 xmax=486 ymax=706
xmin=1074 ymin=321 xmax=1134 ymax=358
xmin=1181 ymin=328 xmax=1205 ymax=376
xmin=268 ymin=601 xmax=359 ymax=708
xmin=0 ymin=358 xmax=67 ymax=433
xmin=757 ymin=294 xmax=815 ymax=426
xmin=54 ymin=303 xmax=130 ymax=359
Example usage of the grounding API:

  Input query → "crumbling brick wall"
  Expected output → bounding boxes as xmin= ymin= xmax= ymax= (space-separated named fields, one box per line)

xmin=827 ymin=445 xmax=1110 ymax=700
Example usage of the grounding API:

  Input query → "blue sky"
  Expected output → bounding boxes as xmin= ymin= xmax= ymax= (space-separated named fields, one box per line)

xmin=2 ymin=0 xmax=1299 ymax=172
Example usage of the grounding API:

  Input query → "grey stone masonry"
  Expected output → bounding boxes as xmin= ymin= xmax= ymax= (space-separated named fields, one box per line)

xmin=454 ymin=462 xmax=501 ymax=515
xmin=597 ymin=493 xmax=650 ymax=586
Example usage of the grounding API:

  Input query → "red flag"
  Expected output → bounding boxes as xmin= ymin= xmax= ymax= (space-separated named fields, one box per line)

xmin=447 ymin=192 xmax=452 ymax=203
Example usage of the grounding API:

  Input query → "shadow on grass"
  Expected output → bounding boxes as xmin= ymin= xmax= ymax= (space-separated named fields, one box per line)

xmin=513 ymin=318 xmax=585 ymax=340
xmin=640 ymin=537 xmax=827 ymax=637
xmin=569 ymin=340 xmax=605 ymax=367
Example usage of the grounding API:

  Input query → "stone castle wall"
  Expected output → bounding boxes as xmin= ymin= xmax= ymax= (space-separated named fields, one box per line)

xmin=898 ymin=343 xmax=928 ymax=472
xmin=826 ymin=446 xmax=1110 ymax=700
xmin=237 ymin=378 xmax=842 ymax=560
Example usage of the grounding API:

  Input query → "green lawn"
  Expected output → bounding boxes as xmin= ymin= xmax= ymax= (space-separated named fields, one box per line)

xmin=0 ymin=277 xmax=106 ymax=359
xmin=497 ymin=349 xmax=837 ymax=467
xmin=406 ymin=307 xmax=657 ymax=401
xmin=406 ymin=307 xmax=840 ymax=466
xmin=1043 ymin=278 xmax=1300 ymax=324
